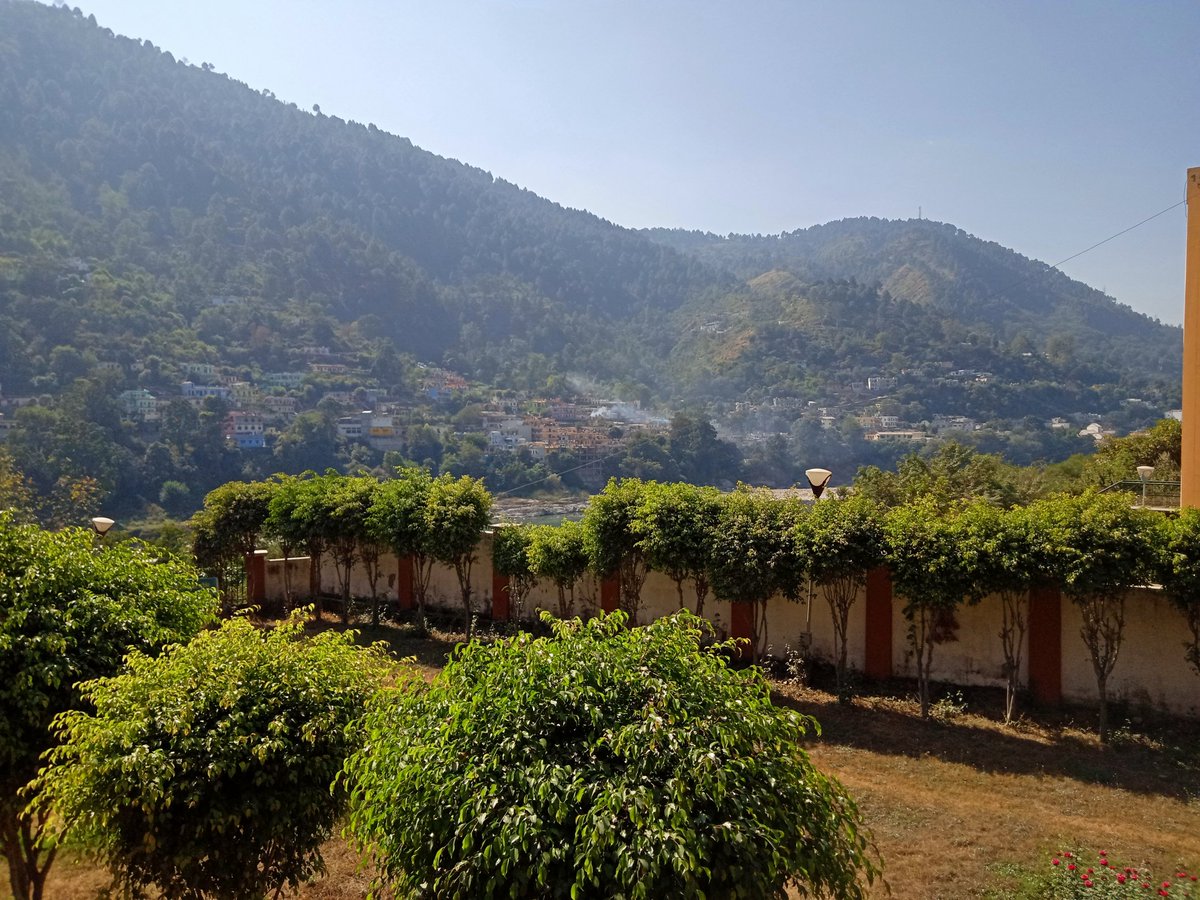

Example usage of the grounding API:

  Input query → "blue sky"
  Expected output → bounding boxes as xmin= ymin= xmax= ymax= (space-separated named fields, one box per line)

xmin=69 ymin=1 xmax=1200 ymax=324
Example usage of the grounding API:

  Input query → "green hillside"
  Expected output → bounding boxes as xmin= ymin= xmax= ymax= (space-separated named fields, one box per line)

xmin=0 ymin=1 xmax=1184 ymax=520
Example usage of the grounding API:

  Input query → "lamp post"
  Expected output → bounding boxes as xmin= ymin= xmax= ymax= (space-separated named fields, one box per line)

xmin=801 ymin=468 xmax=832 ymax=649
xmin=91 ymin=516 xmax=115 ymax=542
xmin=1136 ymin=465 xmax=1154 ymax=507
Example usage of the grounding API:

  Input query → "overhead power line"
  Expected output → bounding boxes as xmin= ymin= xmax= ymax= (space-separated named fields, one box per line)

xmin=1049 ymin=199 xmax=1184 ymax=270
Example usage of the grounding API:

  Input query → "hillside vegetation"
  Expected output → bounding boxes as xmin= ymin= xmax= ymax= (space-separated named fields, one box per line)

xmin=0 ymin=1 xmax=1183 ymax=521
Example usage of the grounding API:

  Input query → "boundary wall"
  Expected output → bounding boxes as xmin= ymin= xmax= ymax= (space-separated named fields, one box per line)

xmin=250 ymin=531 xmax=1200 ymax=719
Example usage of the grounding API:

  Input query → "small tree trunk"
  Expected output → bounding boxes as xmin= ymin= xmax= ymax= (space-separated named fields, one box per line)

xmin=1 ymin=807 xmax=55 ymax=900
xmin=280 ymin=546 xmax=294 ymax=615
xmin=694 ymin=574 xmax=709 ymax=620
xmin=1185 ymin=604 xmax=1200 ymax=678
xmin=998 ymin=589 xmax=1027 ymax=725
xmin=456 ymin=557 xmax=474 ymax=640
xmin=1097 ymin=675 xmax=1110 ymax=744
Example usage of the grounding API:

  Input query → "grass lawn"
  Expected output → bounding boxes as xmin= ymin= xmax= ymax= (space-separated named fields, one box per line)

xmin=23 ymin=615 xmax=1200 ymax=899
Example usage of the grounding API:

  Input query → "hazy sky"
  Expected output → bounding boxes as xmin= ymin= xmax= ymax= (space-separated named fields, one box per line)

xmin=68 ymin=1 xmax=1200 ymax=324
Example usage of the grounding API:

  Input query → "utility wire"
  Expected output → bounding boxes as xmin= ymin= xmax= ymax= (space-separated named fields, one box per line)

xmin=494 ymin=443 xmax=634 ymax=497
xmin=1047 ymin=199 xmax=1184 ymax=271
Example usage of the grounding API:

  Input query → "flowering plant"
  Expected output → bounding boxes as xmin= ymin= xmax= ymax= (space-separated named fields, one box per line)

xmin=1047 ymin=850 xmax=1199 ymax=898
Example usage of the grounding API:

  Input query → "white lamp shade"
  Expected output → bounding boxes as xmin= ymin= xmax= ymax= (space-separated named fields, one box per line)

xmin=1136 ymin=465 xmax=1155 ymax=482
xmin=91 ymin=516 xmax=115 ymax=536
xmin=805 ymin=468 xmax=833 ymax=498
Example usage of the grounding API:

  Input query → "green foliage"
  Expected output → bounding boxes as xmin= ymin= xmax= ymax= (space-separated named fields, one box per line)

xmin=707 ymin=489 xmax=806 ymax=660
xmin=366 ymin=468 xmax=436 ymax=623
xmin=0 ymin=515 xmax=217 ymax=899
xmin=854 ymin=442 xmax=1031 ymax=509
xmin=631 ymin=481 xmax=723 ymax=615
xmin=1078 ymin=419 xmax=1181 ymax=489
xmin=343 ymin=611 xmax=878 ymax=899
xmin=527 ymin=521 xmax=590 ymax=619
xmin=582 ymin=478 xmax=652 ymax=623
xmin=1162 ymin=507 xmax=1200 ymax=678
xmin=191 ymin=480 xmax=275 ymax=611
xmin=490 ymin=523 xmax=538 ymax=621
xmin=37 ymin=613 xmax=393 ymax=900
xmin=796 ymin=495 xmax=885 ymax=694
xmin=1024 ymin=491 xmax=1164 ymax=741
xmin=425 ymin=473 xmax=493 ymax=636
xmin=885 ymin=498 xmax=983 ymax=717
xmin=1025 ymin=491 xmax=1162 ymax=601
xmin=800 ymin=495 xmax=886 ymax=588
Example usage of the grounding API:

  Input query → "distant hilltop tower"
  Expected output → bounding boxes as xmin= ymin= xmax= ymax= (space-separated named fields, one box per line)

xmin=1183 ymin=167 xmax=1200 ymax=507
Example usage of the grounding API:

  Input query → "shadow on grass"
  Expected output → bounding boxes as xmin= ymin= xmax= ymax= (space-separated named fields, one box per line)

xmin=772 ymin=680 xmax=1200 ymax=804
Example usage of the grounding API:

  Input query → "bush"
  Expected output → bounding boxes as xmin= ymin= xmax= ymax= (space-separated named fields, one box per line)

xmin=0 ymin=516 xmax=218 ymax=900
xmin=343 ymin=610 xmax=879 ymax=899
xmin=37 ymin=612 xmax=393 ymax=900
xmin=1044 ymin=850 xmax=1198 ymax=898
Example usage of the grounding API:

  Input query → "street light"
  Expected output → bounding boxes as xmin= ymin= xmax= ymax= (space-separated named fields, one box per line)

xmin=91 ymin=516 xmax=115 ymax=539
xmin=1136 ymin=465 xmax=1154 ymax=507
xmin=801 ymin=467 xmax=833 ymax=650
xmin=805 ymin=467 xmax=833 ymax=500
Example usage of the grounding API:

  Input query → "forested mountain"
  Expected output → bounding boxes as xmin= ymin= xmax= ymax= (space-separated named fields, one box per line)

xmin=0 ymin=1 xmax=1184 ymax=520
xmin=646 ymin=218 xmax=1181 ymax=383
xmin=0 ymin=0 xmax=727 ymax=397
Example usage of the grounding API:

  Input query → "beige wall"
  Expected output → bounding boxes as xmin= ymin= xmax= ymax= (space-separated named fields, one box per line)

xmin=1060 ymin=588 xmax=1199 ymax=718
xmin=262 ymin=537 xmax=1200 ymax=719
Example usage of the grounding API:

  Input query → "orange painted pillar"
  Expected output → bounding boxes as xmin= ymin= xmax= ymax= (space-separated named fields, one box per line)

xmin=1184 ymin=167 xmax=1200 ymax=508
xmin=729 ymin=601 xmax=755 ymax=659
xmin=1027 ymin=585 xmax=1063 ymax=705
xmin=600 ymin=574 xmax=620 ymax=613
xmin=492 ymin=568 xmax=510 ymax=621
xmin=864 ymin=566 xmax=893 ymax=680
xmin=396 ymin=555 xmax=415 ymax=611
xmin=245 ymin=550 xmax=268 ymax=604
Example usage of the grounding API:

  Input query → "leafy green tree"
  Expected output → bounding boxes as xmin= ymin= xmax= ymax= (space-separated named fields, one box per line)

xmin=1162 ymin=507 xmax=1200 ymax=680
xmin=631 ymin=481 xmax=722 ymax=617
xmin=320 ymin=474 xmax=380 ymax=625
xmin=0 ymin=448 xmax=36 ymax=523
xmin=1027 ymin=491 xmax=1164 ymax=741
xmin=666 ymin=412 xmax=742 ymax=485
xmin=263 ymin=473 xmax=321 ymax=612
xmin=1079 ymin=418 xmax=1181 ymax=490
xmin=583 ymin=478 xmax=652 ymax=625
xmin=0 ymin=516 xmax=217 ymax=900
xmin=490 ymin=524 xmax=538 ymax=623
xmin=343 ymin=611 xmax=879 ymax=899
xmin=707 ymin=489 xmax=803 ymax=662
xmin=191 ymin=479 xmax=274 ymax=613
xmin=36 ymin=613 xmax=392 ymax=900
xmin=960 ymin=502 xmax=1041 ymax=723
xmin=527 ymin=521 xmax=591 ymax=619
xmin=426 ymin=474 xmax=492 ymax=638
xmin=796 ymin=495 xmax=886 ymax=697
xmin=367 ymin=468 xmax=435 ymax=630
xmin=854 ymin=442 xmax=1029 ymax=509
xmin=885 ymin=498 xmax=983 ymax=718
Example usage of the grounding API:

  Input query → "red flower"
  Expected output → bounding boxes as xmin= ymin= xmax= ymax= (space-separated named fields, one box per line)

xmin=1119 ymin=875 xmax=1128 ymax=884
xmin=1068 ymin=863 xmax=1077 ymax=871
xmin=1052 ymin=858 xmax=1061 ymax=866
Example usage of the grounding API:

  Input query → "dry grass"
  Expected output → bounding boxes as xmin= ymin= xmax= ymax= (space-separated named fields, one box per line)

xmin=17 ymin=622 xmax=1200 ymax=899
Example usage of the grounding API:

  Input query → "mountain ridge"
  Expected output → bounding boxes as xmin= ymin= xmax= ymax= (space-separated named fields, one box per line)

xmin=0 ymin=0 xmax=1181 ymax=412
